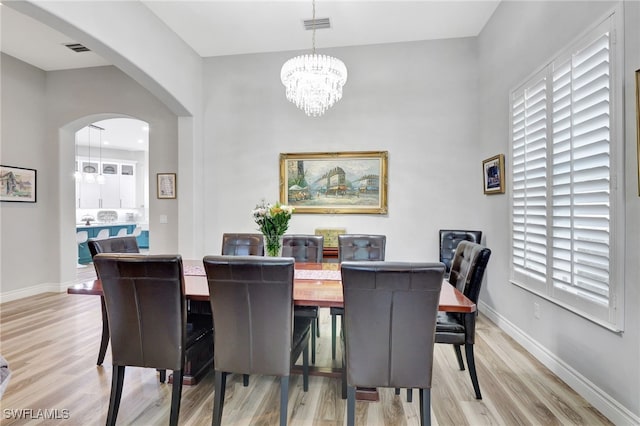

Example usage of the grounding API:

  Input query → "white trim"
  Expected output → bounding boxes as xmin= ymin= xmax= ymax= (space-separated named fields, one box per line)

xmin=0 ymin=281 xmax=73 ymax=304
xmin=480 ymin=301 xmax=639 ymax=426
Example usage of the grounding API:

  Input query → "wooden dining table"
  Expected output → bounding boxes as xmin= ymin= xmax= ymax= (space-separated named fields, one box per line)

xmin=68 ymin=260 xmax=476 ymax=394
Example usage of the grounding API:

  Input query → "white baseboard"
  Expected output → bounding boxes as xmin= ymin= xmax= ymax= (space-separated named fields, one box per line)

xmin=0 ymin=282 xmax=71 ymax=304
xmin=479 ymin=301 xmax=640 ymax=426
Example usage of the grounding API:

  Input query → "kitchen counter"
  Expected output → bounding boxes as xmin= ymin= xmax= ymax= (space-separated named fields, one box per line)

xmin=77 ymin=222 xmax=139 ymax=228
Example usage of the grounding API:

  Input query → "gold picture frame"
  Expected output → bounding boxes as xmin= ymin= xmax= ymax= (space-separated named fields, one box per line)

xmin=157 ymin=173 xmax=176 ymax=199
xmin=636 ymin=68 xmax=640 ymax=196
xmin=482 ymin=154 xmax=505 ymax=195
xmin=280 ymin=151 xmax=388 ymax=214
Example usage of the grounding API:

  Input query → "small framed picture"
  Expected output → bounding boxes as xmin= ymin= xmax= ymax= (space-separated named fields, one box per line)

xmin=482 ymin=154 xmax=505 ymax=195
xmin=0 ymin=165 xmax=37 ymax=202
xmin=157 ymin=173 xmax=176 ymax=199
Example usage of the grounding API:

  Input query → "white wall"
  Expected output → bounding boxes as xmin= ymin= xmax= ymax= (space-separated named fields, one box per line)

xmin=202 ymin=38 xmax=485 ymax=261
xmin=477 ymin=1 xmax=640 ymax=423
xmin=0 ymin=59 xmax=180 ymax=297
xmin=5 ymin=0 xmax=206 ymax=262
xmin=0 ymin=54 xmax=51 ymax=295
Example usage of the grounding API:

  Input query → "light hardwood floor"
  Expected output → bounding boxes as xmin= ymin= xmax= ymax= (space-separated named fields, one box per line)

xmin=0 ymin=272 xmax=612 ymax=425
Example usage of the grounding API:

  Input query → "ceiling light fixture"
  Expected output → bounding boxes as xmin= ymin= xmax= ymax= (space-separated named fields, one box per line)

xmin=280 ymin=0 xmax=347 ymax=117
xmin=95 ymin=125 xmax=105 ymax=185
xmin=83 ymin=126 xmax=95 ymax=184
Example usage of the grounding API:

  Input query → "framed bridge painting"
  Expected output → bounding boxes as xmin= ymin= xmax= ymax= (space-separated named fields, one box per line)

xmin=279 ymin=151 xmax=388 ymax=214
xmin=0 ymin=165 xmax=37 ymax=203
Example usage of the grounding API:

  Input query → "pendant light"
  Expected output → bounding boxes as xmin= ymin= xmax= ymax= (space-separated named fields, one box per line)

xmin=83 ymin=125 xmax=96 ymax=184
xmin=95 ymin=125 xmax=105 ymax=185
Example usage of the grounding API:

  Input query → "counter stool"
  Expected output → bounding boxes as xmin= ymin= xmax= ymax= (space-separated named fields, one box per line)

xmin=76 ymin=230 xmax=89 ymax=268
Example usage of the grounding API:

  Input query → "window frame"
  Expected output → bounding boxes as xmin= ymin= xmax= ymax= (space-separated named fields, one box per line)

xmin=508 ymin=9 xmax=624 ymax=332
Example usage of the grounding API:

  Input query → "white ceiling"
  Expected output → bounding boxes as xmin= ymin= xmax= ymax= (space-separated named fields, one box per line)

xmin=1 ymin=1 xmax=500 ymax=70
xmin=1 ymin=1 xmax=500 ymax=151
xmin=76 ymin=118 xmax=149 ymax=152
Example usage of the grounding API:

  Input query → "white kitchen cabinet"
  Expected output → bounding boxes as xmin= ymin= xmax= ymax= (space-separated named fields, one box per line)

xmin=76 ymin=159 xmax=136 ymax=208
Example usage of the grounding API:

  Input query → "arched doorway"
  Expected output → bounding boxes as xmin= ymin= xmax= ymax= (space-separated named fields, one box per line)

xmin=59 ymin=114 xmax=149 ymax=284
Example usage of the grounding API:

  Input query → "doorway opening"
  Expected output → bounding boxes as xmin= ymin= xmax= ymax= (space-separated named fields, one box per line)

xmin=74 ymin=117 xmax=149 ymax=271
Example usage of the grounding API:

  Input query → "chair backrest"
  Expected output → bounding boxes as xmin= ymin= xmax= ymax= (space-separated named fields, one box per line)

xmin=341 ymin=261 xmax=444 ymax=389
xmin=282 ymin=235 xmax=324 ymax=262
xmin=76 ymin=230 xmax=89 ymax=244
xmin=338 ymin=234 xmax=386 ymax=262
xmin=88 ymin=236 xmax=140 ymax=259
xmin=203 ymin=255 xmax=294 ymax=376
xmin=448 ymin=240 xmax=491 ymax=303
xmin=439 ymin=230 xmax=482 ymax=273
xmin=221 ymin=233 xmax=264 ymax=256
xmin=96 ymin=229 xmax=110 ymax=240
xmin=92 ymin=254 xmax=186 ymax=370
xmin=131 ymin=226 xmax=142 ymax=238
xmin=116 ymin=228 xmax=128 ymax=237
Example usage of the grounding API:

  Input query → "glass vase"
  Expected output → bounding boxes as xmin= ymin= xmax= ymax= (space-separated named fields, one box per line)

xmin=264 ymin=234 xmax=283 ymax=257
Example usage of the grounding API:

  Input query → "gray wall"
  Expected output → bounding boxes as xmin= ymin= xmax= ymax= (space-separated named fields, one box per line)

xmin=202 ymin=37 xmax=486 ymax=260
xmin=477 ymin=1 xmax=640 ymax=420
xmin=0 ymin=54 xmax=50 ymax=293
xmin=0 ymin=57 xmax=179 ymax=296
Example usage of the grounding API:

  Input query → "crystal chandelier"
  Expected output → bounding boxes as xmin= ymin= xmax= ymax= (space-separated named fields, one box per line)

xmin=280 ymin=0 xmax=347 ymax=117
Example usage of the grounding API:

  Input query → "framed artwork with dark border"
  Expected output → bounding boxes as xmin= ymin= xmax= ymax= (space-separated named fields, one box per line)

xmin=482 ymin=154 xmax=505 ymax=195
xmin=157 ymin=173 xmax=176 ymax=199
xmin=0 ymin=165 xmax=37 ymax=203
xmin=636 ymin=68 xmax=640 ymax=196
xmin=280 ymin=151 xmax=388 ymax=214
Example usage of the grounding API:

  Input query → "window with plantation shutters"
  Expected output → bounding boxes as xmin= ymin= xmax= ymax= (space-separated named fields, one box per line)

xmin=509 ymin=14 xmax=623 ymax=330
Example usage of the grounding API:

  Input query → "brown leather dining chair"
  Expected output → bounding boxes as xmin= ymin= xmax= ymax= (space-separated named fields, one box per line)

xmin=88 ymin=236 xmax=140 ymax=366
xmin=436 ymin=240 xmax=491 ymax=399
xmin=92 ymin=254 xmax=188 ymax=426
xmin=341 ymin=261 xmax=444 ymax=426
xmin=221 ymin=233 xmax=264 ymax=256
xmin=219 ymin=232 xmax=265 ymax=387
xmin=331 ymin=234 xmax=386 ymax=360
xmin=203 ymin=255 xmax=312 ymax=426
xmin=438 ymin=229 xmax=482 ymax=276
xmin=282 ymin=234 xmax=324 ymax=364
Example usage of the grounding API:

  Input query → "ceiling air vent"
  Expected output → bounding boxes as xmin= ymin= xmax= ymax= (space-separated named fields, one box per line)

xmin=303 ymin=17 xmax=331 ymax=30
xmin=64 ymin=43 xmax=91 ymax=53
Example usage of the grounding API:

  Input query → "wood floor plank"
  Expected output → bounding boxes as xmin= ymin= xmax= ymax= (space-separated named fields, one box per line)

xmin=0 ymin=291 xmax=613 ymax=425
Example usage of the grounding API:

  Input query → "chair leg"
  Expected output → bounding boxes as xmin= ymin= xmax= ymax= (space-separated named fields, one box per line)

xmin=316 ymin=316 xmax=320 ymax=337
xmin=280 ymin=376 xmax=289 ymax=426
xmin=302 ymin=340 xmax=309 ymax=392
xmin=331 ymin=313 xmax=337 ymax=360
xmin=406 ymin=388 xmax=413 ymax=402
xmin=453 ymin=344 xmax=465 ymax=370
xmin=97 ymin=296 xmax=110 ymax=365
xmin=341 ymin=343 xmax=347 ymax=399
xmin=169 ymin=369 xmax=184 ymax=426
xmin=158 ymin=369 xmax=166 ymax=383
xmin=465 ymin=344 xmax=482 ymax=399
xmin=419 ymin=388 xmax=431 ymax=426
xmin=347 ymin=385 xmax=356 ymax=426
xmin=311 ymin=321 xmax=316 ymax=365
xmin=395 ymin=388 xmax=400 ymax=395
xmin=243 ymin=374 xmax=249 ymax=387
xmin=213 ymin=371 xmax=227 ymax=426
xmin=106 ymin=365 xmax=125 ymax=426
